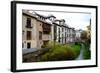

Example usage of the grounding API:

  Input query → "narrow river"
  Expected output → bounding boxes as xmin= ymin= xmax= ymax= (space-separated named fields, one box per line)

xmin=76 ymin=44 xmax=84 ymax=60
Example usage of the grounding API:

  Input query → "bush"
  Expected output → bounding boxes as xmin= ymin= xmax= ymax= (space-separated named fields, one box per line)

xmin=83 ymin=49 xmax=91 ymax=59
xmin=75 ymin=42 xmax=81 ymax=46
xmin=23 ymin=41 xmax=81 ymax=62
xmin=83 ymin=43 xmax=91 ymax=59
xmin=70 ymin=43 xmax=81 ymax=58
xmin=40 ymin=41 xmax=80 ymax=61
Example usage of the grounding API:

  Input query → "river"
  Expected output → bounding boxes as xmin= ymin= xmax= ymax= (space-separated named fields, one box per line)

xmin=76 ymin=44 xmax=84 ymax=60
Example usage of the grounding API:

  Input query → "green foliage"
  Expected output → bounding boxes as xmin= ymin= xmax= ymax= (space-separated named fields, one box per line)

xmin=81 ymin=31 xmax=87 ymax=40
xmin=40 ymin=41 xmax=81 ymax=61
xmin=23 ymin=41 xmax=82 ymax=62
xmin=81 ymin=30 xmax=91 ymax=45
xmin=83 ymin=49 xmax=91 ymax=59
xmin=70 ymin=43 xmax=81 ymax=58
xmin=83 ymin=43 xmax=91 ymax=59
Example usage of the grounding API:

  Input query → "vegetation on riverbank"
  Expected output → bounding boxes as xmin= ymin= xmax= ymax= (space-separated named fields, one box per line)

xmin=81 ymin=28 xmax=91 ymax=60
xmin=23 ymin=40 xmax=92 ymax=63
xmin=23 ymin=41 xmax=81 ymax=62
xmin=83 ymin=43 xmax=91 ymax=59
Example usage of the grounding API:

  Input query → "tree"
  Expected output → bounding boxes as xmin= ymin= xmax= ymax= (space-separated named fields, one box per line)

xmin=86 ymin=25 xmax=91 ymax=44
xmin=81 ymin=31 xmax=87 ymax=41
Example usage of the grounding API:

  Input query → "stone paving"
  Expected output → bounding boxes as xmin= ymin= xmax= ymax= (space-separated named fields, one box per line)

xmin=22 ymin=48 xmax=38 ymax=54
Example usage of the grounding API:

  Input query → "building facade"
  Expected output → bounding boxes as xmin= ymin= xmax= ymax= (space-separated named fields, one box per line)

xmin=22 ymin=10 xmax=81 ymax=50
xmin=22 ymin=10 xmax=52 ymax=50
xmin=75 ymin=30 xmax=82 ymax=42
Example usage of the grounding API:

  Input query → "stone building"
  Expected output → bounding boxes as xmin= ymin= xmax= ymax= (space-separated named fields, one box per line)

xmin=22 ymin=10 xmax=80 ymax=52
xmin=22 ymin=10 xmax=52 ymax=50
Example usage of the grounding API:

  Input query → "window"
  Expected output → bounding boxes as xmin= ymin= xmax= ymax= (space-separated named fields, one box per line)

xmin=26 ymin=17 xmax=32 ymax=28
xmin=27 ymin=31 xmax=32 ymax=40
xmin=58 ymin=28 xmax=60 ymax=43
xmin=39 ymin=31 xmax=42 ymax=40
xmin=65 ymin=32 xmax=66 ymax=38
xmin=22 ymin=43 xmax=24 ymax=48
xmin=62 ymin=28 xmax=63 ymax=32
xmin=54 ymin=25 xmax=57 ymax=41
xmin=65 ymin=32 xmax=66 ymax=43
xmin=40 ymin=24 xmax=42 ymax=26
xmin=42 ymin=23 xmax=51 ymax=33
xmin=43 ymin=41 xmax=48 ymax=46
xmin=62 ymin=34 xmax=63 ymax=43
xmin=27 ymin=42 xmax=31 ymax=49
xmin=43 ymin=31 xmax=50 ymax=34
xmin=22 ymin=30 xmax=24 ymax=35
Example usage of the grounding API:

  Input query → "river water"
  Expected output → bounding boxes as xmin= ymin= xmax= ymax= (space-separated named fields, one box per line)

xmin=76 ymin=44 xmax=84 ymax=60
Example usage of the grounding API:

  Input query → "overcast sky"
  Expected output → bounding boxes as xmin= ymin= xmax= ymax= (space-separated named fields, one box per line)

xmin=29 ymin=10 xmax=91 ymax=30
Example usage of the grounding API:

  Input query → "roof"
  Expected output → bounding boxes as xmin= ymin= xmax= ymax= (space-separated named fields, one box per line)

xmin=22 ymin=10 xmax=78 ymax=31
xmin=35 ymin=12 xmax=47 ymax=18
xmin=46 ymin=14 xmax=56 ymax=18
xmin=22 ymin=10 xmax=52 ymax=25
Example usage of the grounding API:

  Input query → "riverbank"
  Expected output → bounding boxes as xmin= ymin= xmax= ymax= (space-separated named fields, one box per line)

xmin=23 ymin=42 xmax=81 ymax=62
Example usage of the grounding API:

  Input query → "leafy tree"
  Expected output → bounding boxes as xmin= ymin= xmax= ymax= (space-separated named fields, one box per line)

xmin=81 ymin=31 xmax=87 ymax=41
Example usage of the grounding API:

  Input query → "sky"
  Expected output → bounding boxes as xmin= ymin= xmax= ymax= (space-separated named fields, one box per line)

xmin=28 ymin=10 xmax=91 ymax=30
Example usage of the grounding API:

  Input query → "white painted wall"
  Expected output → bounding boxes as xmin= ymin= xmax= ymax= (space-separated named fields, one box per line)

xmin=76 ymin=30 xmax=81 ymax=38
xmin=0 ymin=0 xmax=99 ymax=73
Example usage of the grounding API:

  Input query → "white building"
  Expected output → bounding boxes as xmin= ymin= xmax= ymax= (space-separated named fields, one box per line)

xmin=75 ymin=30 xmax=82 ymax=42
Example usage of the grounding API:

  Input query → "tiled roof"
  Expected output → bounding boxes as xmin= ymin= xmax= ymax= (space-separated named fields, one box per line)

xmin=22 ymin=10 xmax=52 ymax=25
xmin=22 ymin=10 xmax=76 ymax=30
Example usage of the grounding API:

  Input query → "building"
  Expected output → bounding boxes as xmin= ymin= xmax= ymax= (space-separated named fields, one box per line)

xmin=22 ymin=10 xmax=80 ymax=52
xmin=75 ymin=29 xmax=82 ymax=42
xmin=22 ymin=10 xmax=52 ymax=50
xmin=53 ymin=19 xmax=76 ymax=44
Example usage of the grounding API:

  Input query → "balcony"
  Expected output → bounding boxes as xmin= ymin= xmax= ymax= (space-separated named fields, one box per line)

xmin=42 ymin=34 xmax=51 ymax=40
xmin=42 ymin=23 xmax=51 ymax=32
